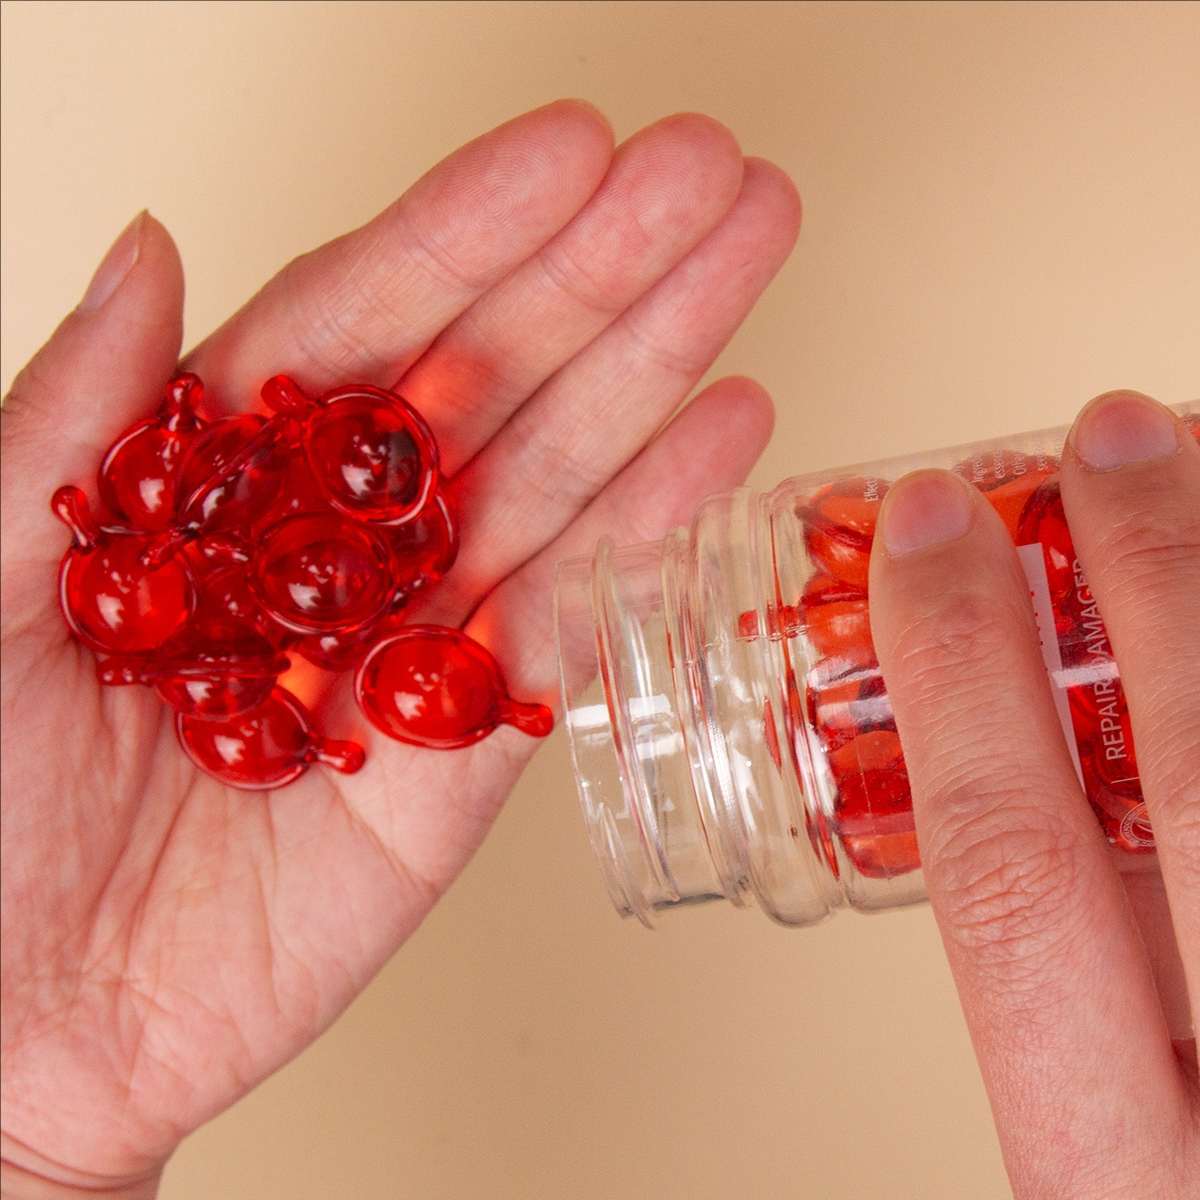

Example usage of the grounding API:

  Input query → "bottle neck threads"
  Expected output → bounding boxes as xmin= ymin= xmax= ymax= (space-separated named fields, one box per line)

xmin=556 ymin=487 xmax=912 ymax=928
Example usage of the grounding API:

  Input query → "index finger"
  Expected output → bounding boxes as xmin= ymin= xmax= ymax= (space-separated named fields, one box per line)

xmin=184 ymin=100 xmax=613 ymax=405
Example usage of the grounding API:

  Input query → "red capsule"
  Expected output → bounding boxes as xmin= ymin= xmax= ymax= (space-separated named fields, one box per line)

xmin=800 ymin=572 xmax=873 ymax=666
xmin=293 ymin=619 xmax=392 ymax=672
xmin=387 ymin=490 xmax=459 ymax=595
xmin=355 ymin=624 xmax=552 ymax=749
xmin=176 ymin=686 xmax=364 ymax=789
xmin=799 ymin=476 xmax=887 ymax=592
xmin=258 ymin=450 xmax=329 ymax=526
xmin=252 ymin=512 xmax=397 ymax=635
xmin=1015 ymin=480 xmax=1079 ymax=635
xmin=98 ymin=634 xmax=289 ymax=721
xmin=263 ymin=375 xmax=438 ymax=525
xmin=736 ymin=602 xmax=801 ymax=640
xmin=98 ymin=373 xmax=206 ymax=530
xmin=178 ymin=413 xmax=291 ymax=532
xmin=806 ymin=661 xmax=893 ymax=753
xmin=53 ymin=486 xmax=194 ymax=655
xmin=190 ymin=560 xmax=290 ymax=647
xmin=828 ymin=729 xmax=918 ymax=879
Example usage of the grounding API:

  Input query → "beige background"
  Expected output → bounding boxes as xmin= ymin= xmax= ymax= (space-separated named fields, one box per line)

xmin=3 ymin=2 xmax=1198 ymax=1197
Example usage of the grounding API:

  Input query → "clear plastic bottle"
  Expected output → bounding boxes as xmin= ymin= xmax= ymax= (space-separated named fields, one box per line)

xmin=555 ymin=405 xmax=1198 ymax=928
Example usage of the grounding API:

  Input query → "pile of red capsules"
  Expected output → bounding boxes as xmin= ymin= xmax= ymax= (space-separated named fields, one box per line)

xmin=52 ymin=372 xmax=552 ymax=789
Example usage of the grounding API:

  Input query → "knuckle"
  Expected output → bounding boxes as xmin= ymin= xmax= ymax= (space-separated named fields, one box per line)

xmin=1 ymin=351 xmax=72 ymax=461
xmin=515 ymin=420 xmax=607 ymax=513
xmin=393 ymin=202 xmax=487 ymax=294
xmin=281 ymin=249 xmax=395 ymax=379
xmin=1145 ymin=719 xmax=1200 ymax=820
xmin=1146 ymin=749 xmax=1200 ymax=878
xmin=886 ymin=591 xmax=1019 ymax=709
xmin=537 ymin=239 xmax=631 ymax=318
xmin=3 ymin=355 xmax=58 ymax=429
xmin=410 ymin=315 xmax=513 ymax=425
xmin=616 ymin=306 xmax=708 ymax=379
xmin=1092 ymin=504 xmax=1200 ymax=601
xmin=924 ymin=799 xmax=1087 ymax=974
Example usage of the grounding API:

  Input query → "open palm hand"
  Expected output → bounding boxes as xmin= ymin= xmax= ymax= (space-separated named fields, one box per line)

xmin=0 ymin=102 xmax=799 ymax=1195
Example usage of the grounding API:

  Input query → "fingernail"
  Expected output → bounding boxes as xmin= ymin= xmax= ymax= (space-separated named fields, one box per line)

xmin=78 ymin=211 xmax=146 ymax=312
xmin=881 ymin=470 xmax=974 ymax=557
xmin=1071 ymin=391 xmax=1180 ymax=471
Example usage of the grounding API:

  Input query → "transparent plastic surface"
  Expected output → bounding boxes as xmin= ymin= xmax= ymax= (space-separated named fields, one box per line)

xmin=556 ymin=404 xmax=1197 ymax=927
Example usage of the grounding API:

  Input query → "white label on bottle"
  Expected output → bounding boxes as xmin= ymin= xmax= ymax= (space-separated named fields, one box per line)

xmin=1017 ymin=543 xmax=1085 ymax=788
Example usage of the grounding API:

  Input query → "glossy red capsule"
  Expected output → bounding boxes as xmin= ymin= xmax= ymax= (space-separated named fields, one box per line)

xmin=355 ymin=625 xmax=553 ymax=749
xmin=736 ymin=602 xmax=801 ymax=641
xmin=97 ymin=634 xmax=289 ymax=720
xmin=806 ymin=662 xmax=894 ymax=753
xmin=799 ymin=476 xmax=887 ymax=592
xmin=293 ymin=617 xmax=395 ymax=672
xmin=828 ymin=729 xmax=918 ymax=879
xmin=1077 ymin=735 xmax=1151 ymax=850
xmin=288 ymin=490 xmax=459 ymax=668
xmin=177 ymin=413 xmax=291 ymax=532
xmin=189 ymin=560 xmax=284 ymax=643
xmin=52 ymin=486 xmax=194 ymax=655
xmin=176 ymin=686 xmax=364 ymax=789
xmin=258 ymin=450 xmax=329 ymax=526
xmin=98 ymin=373 xmax=206 ymax=530
xmin=387 ymin=490 xmax=458 ymax=595
xmin=182 ymin=535 xmax=293 ymax=648
xmin=262 ymin=375 xmax=438 ymax=525
xmin=251 ymin=512 xmax=396 ymax=635
xmin=799 ymin=572 xmax=873 ymax=667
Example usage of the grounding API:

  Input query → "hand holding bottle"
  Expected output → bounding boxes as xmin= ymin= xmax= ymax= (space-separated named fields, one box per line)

xmin=869 ymin=391 xmax=1200 ymax=1198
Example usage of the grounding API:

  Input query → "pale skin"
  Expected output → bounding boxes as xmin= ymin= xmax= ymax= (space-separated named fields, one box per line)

xmin=1 ymin=102 xmax=794 ymax=1198
xmin=0 ymin=102 xmax=1196 ymax=1198
xmin=869 ymin=396 xmax=1200 ymax=1197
